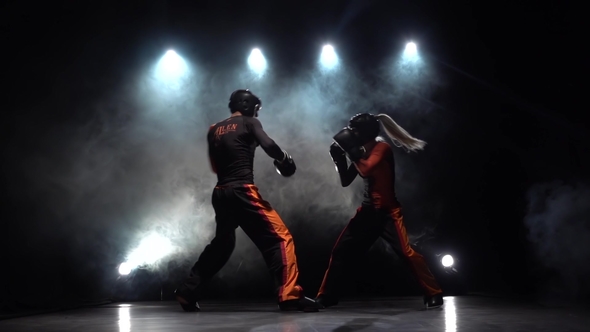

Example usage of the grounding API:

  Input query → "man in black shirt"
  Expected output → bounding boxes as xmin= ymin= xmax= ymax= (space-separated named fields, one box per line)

xmin=174 ymin=89 xmax=320 ymax=312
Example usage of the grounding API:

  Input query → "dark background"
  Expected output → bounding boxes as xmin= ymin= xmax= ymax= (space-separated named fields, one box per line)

xmin=2 ymin=0 xmax=588 ymax=313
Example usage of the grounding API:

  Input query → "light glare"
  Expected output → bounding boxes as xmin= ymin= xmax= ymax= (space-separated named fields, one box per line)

xmin=118 ymin=307 xmax=131 ymax=332
xmin=155 ymin=50 xmax=189 ymax=82
xmin=124 ymin=233 xmax=176 ymax=271
xmin=441 ymin=254 xmax=454 ymax=267
xmin=118 ymin=262 xmax=132 ymax=276
xmin=405 ymin=42 xmax=417 ymax=56
xmin=401 ymin=41 xmax=420 ymax=64
xmin=248 ymin=48 xmax=267 ymax=76
xmin=445 ymin=297 xmax=456 ymax=332
xmin=320 ymin=44 xmax=339 ymax=70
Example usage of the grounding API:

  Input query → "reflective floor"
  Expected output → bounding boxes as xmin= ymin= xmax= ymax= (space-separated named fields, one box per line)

xmin=1 ymin=296 xmax=589 ymax=331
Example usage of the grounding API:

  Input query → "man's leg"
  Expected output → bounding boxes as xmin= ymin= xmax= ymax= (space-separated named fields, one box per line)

xmin=237 ymin=184 xmax=320 ymax=311
xmin=175 ymin=188 xmax=238 ymax=311
xmin=316 ymin=206 xmax=383 ymax=308
xmin=381 ymin=206 xmax=444 ymax=309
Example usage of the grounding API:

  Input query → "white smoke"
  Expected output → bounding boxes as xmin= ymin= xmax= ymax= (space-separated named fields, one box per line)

xmin=524 ymin=180 xmax=590 ymax=302
xmin=15 ymin=44 xmax=448 ymax=295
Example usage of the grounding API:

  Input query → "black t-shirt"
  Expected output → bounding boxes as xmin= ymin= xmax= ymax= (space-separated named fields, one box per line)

xmin=207 ymin=115 xmax=284 ymax=186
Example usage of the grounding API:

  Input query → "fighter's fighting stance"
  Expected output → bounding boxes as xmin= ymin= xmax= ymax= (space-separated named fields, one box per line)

xmin=316 ymin=112 xmax=444 ymax=309
xmin=174 ymin=89 xmax=321 ymax=312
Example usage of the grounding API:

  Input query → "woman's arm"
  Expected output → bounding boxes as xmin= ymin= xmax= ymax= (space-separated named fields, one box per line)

xmin=353 ymin=142 xmax=390 ymax=177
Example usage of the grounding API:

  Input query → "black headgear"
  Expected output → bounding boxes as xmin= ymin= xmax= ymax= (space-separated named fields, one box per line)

xmin=348 ymin=113 xmax=380 ymax=144
xmin=228 ymin=89 xmax=262 ymax=117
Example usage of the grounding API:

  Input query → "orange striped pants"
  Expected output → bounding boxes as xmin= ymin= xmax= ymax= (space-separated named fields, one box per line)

xmin=318 ymin=205 xmax=442 ymax=299
xmin=179 ymin=184 xmax=303 ymax=303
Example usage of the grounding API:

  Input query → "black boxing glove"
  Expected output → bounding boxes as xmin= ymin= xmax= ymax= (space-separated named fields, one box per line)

xmin=274 ymin=150 xmax=296 ymax=177
xmin=333 ymin=127 xmax=365 ymax=162
xmin=330 ymin=142 xmax=347 ymax=164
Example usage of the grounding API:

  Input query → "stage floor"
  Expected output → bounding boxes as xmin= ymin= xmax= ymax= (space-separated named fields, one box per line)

xmin=1 ymin=296 xmax=589 ymax=331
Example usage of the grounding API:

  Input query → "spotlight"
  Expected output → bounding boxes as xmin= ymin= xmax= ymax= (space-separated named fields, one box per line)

xmin=248 ymin=48 xmax=267 ymax=77
xmin=119 ymin=232 xmax=176 ymax=276
xmin=118 ymin=262 xmax=132 ymax=276
xmin=401 ymin=41 xmax=420 ymax=63
xmin=441 ymin=254 xmax=454 ymax=267
xmin=405 ymin=42 xmax=417 ymax=56
xmin=126 ymin=233 xmax=175 ymax=267
xmin=155 ymin=49 xmax=189 ymax=82
xmin=319 ymin=44 xmax=339 ymax=70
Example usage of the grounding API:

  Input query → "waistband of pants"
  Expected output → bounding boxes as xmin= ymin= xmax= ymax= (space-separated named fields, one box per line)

xmin=214 ymin=182 xmax=256 ymax=189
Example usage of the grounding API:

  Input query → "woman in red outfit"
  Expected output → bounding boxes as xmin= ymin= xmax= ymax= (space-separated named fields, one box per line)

xmin=315 ymin=112 xmax=444 ymax=309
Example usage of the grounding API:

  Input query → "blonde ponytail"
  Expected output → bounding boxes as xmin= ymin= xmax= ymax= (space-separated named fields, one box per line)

xmin=376 ymin=113 xmax=426 ymax=152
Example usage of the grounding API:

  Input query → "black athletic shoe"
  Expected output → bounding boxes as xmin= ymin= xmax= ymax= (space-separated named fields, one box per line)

xmin=278 ymin=296 xmax=322 ymax=312
xmin=315 ymin=294 xmax=339 ymax=309
xmin=423 ymin=293 xmax=444 ymax=309
xmin=174 ymin=289 xmax=201 ymax=312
